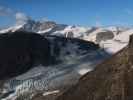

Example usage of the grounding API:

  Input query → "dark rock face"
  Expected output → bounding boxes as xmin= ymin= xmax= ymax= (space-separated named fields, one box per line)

xmin=0 ymin=31 xmax=51 ymax=80
xmin=65 ymin=32 xmax=74 ymax=38
xmin=56 ymin=35 xmax=133 ymax=100
xmin=96 ymin=31 xmax=114 ymax=42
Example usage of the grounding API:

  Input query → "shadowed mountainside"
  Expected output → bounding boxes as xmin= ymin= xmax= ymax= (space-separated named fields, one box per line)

xmin=0 ymin=31 xmax=51 ymax=80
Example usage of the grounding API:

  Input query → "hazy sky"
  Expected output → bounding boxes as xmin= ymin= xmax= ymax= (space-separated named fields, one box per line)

xmin=0 ymin=0 xmax=133 ymax=27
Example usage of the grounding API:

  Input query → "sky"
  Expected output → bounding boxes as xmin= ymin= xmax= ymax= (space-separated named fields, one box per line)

xmin=0 ymin=0 xmax=133 ymax=27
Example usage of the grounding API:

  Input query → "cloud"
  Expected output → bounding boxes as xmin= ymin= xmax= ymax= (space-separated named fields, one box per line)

xmin=15 ymin=12 xmax=30 ymax=25
xmin=0 ymin=6 xmax=14 ymax=16
xmin=0 ymin=5 xmax=31 ymax=25
xmin=0 ymin=5 xmax=31 ymax=26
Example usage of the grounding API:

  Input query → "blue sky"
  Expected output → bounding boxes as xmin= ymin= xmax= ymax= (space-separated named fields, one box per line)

xmin=0 ymin=0 xmax=133 ymax=27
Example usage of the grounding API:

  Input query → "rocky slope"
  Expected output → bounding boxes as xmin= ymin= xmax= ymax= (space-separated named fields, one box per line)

xmin=56 ymin=34 xmax=133 ymax=100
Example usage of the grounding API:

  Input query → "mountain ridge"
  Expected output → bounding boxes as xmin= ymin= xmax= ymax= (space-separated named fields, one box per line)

xmin=0 ymin=20 xmax=132 ymax=54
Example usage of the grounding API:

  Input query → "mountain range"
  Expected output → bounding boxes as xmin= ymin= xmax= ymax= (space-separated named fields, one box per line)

xmin=0 ymin=20 xmax=133 ymax=100
xmin=0 ymin=19 xmax=132 ymax=54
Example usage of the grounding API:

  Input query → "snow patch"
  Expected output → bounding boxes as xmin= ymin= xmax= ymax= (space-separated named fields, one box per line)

xmin=43 ymin=90 xmax=60 ymax=96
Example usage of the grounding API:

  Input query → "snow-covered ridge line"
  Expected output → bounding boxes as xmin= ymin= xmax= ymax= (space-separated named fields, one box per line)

xmin=0 ymin=20 xmax=132 ymax=54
